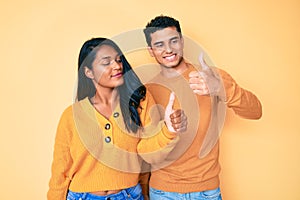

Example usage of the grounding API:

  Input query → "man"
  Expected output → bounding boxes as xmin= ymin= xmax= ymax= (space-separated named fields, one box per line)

xmin=143 ymin=15 xmax=262 ymax=199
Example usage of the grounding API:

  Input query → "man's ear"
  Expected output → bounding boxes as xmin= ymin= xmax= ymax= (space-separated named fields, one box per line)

xmin=147 ymin=46 xmax=154 ymax=57
xmin=180 ymin=36 xmax=184 ymax=47
xmin=84 ymin=67 xmax=94 ymax=79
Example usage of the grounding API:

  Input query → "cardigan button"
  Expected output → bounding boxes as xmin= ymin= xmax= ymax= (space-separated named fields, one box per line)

xmin=105 ymin=123 xmax=110 ymax=130
xmin=105 ymin=136 xmax=111 ymax=143
xmin=113 ymin=112 xmax=119 ymax=118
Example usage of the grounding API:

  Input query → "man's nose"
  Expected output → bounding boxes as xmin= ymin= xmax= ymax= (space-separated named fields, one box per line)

xmin=165 ymin=44 xmax=172 ymax=53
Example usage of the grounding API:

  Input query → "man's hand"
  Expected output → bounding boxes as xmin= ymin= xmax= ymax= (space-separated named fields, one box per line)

xmin=189 ymin=52 xmax=221 ymax=96
xmin=164 ymin=92 xmax=187 ymax=133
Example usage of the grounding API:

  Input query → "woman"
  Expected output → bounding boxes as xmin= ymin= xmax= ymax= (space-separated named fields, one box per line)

xmin=47 ymin=38 xmax=186 ymax=200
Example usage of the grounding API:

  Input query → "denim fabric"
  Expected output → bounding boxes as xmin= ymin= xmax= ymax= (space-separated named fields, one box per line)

xmin=67 ymin=184 xmax=144 ymax=200
xmin=149 ymin=187 xmax=222 ymax=200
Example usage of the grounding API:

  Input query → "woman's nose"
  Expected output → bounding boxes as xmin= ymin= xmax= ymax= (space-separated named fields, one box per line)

xmin=111 ymin=60 xmax=122 ymax=70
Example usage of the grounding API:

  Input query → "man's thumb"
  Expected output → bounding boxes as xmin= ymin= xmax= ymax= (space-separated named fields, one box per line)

xmin=199 ymin=52 xmax=209 ymax=71
xmin=165 ymin=92 xmax=176 ymax=132
xmin=166 ymin=92 xmax=175 ymax=112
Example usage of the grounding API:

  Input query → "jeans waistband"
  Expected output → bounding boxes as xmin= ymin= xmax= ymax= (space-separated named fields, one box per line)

xmin=67 ymin=184 xmax=143 ymax=200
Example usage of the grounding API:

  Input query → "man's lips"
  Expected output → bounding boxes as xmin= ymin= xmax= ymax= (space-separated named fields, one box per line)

xmin=164 ymin=54 xmax=176 ymax=61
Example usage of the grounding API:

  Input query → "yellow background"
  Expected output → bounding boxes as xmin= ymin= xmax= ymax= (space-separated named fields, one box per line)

xmin=1 ymin=0 xmax=299 ymax=199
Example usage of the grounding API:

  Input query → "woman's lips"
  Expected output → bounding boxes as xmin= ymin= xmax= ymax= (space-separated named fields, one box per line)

xmin=111 ymin=72 xmax=123 ymax=78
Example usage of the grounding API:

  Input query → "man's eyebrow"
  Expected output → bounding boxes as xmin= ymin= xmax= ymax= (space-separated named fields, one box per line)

xmin=170 ymin=36 xmax=180 ymax=40
xmin=153 ymin=36 xmax=180 ymax=46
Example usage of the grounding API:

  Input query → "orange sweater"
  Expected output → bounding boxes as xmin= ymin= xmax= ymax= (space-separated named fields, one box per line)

xmin=47 ymin=92 xmax=178 ymax=200
xmin=146 ymin=63 xmax=262 ymax=193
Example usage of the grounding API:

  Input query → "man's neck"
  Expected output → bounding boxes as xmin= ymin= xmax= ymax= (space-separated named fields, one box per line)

xmin=160 ymin=59 xmax=188 ymax=78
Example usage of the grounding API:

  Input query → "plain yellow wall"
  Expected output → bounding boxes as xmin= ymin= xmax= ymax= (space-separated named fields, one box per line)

xmin=1 ymin=0 xmax=299 ymax=199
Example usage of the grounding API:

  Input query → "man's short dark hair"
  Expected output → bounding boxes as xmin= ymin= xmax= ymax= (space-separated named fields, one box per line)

xmin=143 ymin=15 xmax=182 ymax=46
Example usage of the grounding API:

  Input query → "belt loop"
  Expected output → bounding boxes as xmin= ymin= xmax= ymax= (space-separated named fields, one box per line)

xmin=122 ymin=189 xmax=130 ymax=199
xmin=81 ymin=192 xmax=87 ymax=200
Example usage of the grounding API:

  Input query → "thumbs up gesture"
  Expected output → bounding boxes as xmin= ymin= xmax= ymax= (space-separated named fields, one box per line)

xmin=164 ymin=92 xmax=187 ymax=133
xmin=189 ymin=52 xmax=221 ymax=96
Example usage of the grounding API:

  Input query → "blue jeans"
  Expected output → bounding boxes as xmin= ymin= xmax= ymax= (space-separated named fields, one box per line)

xmin=149 ymin=187 xmax=222 ymax=200
xmin=67 ymin=184 xmax=144 ymax=200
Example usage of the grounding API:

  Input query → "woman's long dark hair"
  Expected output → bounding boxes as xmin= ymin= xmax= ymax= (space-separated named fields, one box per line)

xmin=77 ymin=37 xmax=146 ymax=133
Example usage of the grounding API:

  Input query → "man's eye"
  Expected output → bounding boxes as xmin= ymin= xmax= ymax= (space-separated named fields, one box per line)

xmin=154 ymin=43 xmax=163 ymax=48
xmin=171 ymin=39 xmax=179 ymax=44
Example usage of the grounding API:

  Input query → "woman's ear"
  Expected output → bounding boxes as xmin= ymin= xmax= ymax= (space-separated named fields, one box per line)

xmin=84 ymin=67 xmax=94 ymax=79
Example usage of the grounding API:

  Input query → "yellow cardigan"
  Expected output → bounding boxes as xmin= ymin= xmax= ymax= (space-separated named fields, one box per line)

xmin=47 ymin=92 xmax=177 ymax=200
